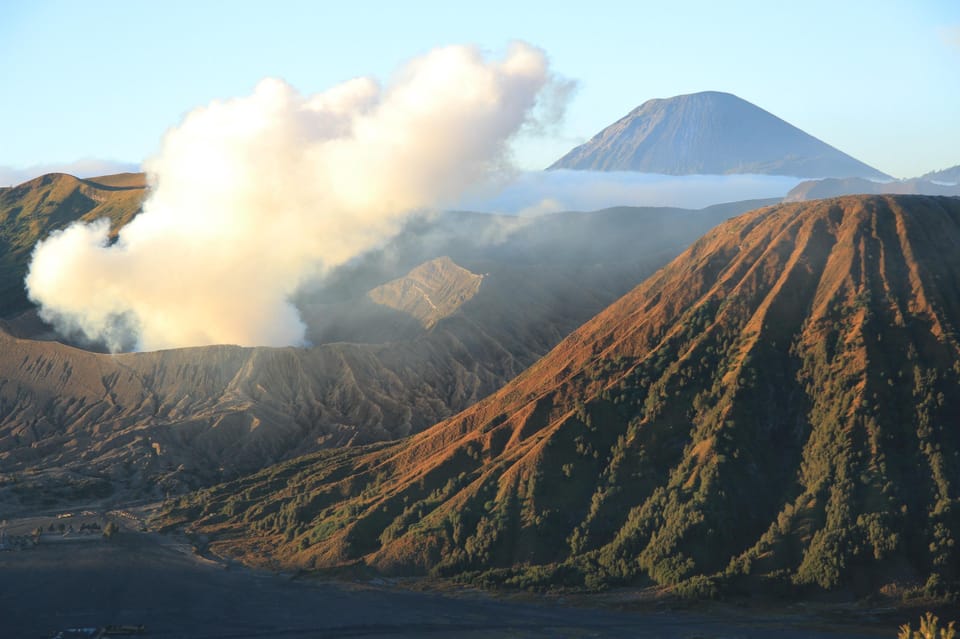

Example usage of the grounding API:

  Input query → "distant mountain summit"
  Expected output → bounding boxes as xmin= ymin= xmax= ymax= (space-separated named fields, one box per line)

xmin=550 ymin=91 xmax=890 ymax=179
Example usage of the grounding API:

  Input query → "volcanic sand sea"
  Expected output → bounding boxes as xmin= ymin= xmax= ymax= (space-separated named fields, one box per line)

xmin=0 ymin=516 xmax=888 ymax=639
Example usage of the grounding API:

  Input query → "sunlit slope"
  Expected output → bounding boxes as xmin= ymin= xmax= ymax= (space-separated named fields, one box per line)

xmin=0 ymin=172 xmax=146 ymax=314
xmin=168 ymin=195 xmax=960 ymax=597
xmin=2 ymin=200 xmax=769 ymax=506
xmin=368 ymin=257 xmax=484 ymax=329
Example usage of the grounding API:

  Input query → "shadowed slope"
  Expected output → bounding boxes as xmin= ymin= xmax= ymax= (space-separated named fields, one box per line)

xmin=166 ymin=195 xmax=960 ymax=597
xmin=0 ymin=327 xmax=528 ymax=503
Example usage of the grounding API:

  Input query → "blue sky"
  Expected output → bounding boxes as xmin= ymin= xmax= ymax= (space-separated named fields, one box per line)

xmin=1 ymin=0 xmax=958 ymax=180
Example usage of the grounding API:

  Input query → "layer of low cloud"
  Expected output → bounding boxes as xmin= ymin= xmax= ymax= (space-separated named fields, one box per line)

xmin=26 ymin=43 xmax=563 ymax=352
xmin=457 ymin=170 xmax=804 ymax=215
xmin=0 ymin=159 xmax=140 ymax=187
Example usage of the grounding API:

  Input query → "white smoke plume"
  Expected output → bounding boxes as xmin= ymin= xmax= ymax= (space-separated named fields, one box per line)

xmin=26 ymin=43 xmax=558 ymax=352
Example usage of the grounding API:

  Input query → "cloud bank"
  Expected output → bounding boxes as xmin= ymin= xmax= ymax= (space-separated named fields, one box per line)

xmin=26 ymin=43 xmax=558 ymax=351
xmin=457 ymin=170 xmax=803 ymax=215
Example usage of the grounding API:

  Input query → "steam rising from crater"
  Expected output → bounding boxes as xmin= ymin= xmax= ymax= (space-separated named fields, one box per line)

xmin=26 ymin=43 xmax=559 ymax=351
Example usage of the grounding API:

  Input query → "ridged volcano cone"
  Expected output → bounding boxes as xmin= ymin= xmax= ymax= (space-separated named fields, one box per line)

xmin=171 ymin=194 xmax=960 ymax=595
xmin=548 ymin=91 xmax=890 ymax=179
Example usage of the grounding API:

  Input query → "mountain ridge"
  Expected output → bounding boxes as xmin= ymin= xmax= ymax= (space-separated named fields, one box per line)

xmin=921 ymin=164 xmax=960 ymax=185
xmin=163 ymin=194 xmax=960 ymax=598
xmin=1 ymin=196 xmax=772 ymax=511
xmin=550 ymin=91 xmax=890 ymax=180
xmin=785 ymin=177 xmax=960 ymax=201
xmin=367 ymin=256 xmax=484 ymax=328
xmin=0 ymin=172 xmax=145 ymax=315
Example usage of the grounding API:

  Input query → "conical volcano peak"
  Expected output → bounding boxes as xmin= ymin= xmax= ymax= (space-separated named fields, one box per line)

xmin=551 ymin=91 xmax=890 ymax=179
xmin=163 ymin=195 xmax=960 ymax=597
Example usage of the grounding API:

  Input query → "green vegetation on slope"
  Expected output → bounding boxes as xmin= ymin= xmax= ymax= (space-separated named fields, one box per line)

xmin=899 ymin=612 xmax=957 ymax=639
xmin=0 ymin=172 xmax=145 ymax=315
xmin=2 ymin=193 xmax=774 ymax=510
xmin=161 ymin=195 xmax=960 ymax=600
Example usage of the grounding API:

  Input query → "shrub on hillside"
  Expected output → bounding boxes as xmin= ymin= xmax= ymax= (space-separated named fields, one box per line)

xmin=899 ymin=612 xmax=956 ymax=639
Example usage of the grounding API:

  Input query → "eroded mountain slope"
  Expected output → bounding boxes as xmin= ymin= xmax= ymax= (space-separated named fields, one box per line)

xmin=166 ymin=195 xmax=960 ymax=597
xmin=2 ymin=199 xmax=768 ymax=507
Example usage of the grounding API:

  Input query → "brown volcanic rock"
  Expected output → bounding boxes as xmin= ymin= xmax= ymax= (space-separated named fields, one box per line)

xmin=171 ymin=195 xmax=960 ymax=595
xmin=0 ymin=329 xmax=507 ymax=495
xmin=367 ymin=257 xmax=484 ymax=328
xmin=2 ymin=198 xmax=770 ymax=507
